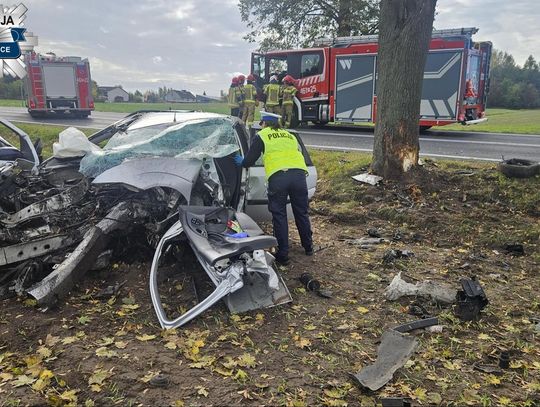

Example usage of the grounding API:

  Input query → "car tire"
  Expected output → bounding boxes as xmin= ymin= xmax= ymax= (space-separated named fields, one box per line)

xmin=498 ymin=158 xmax=540 ymax=178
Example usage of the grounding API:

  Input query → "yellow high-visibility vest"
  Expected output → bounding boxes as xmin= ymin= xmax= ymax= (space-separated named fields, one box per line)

xmin=228 ymin=86 xmax=239 ymax=107
xmin=258 ymin=127 xmax=307 ymax=180
xmin=282 ymin=85 xmax=297 ymax=105
xmin=243 ymin=84 xmax=256 ymax=104
xmin=263 ymin=83 xmax=281 ymax=106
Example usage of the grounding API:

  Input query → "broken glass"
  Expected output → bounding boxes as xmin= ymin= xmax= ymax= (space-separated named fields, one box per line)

xmin=79 ymin=118 xmax=239 ymax=178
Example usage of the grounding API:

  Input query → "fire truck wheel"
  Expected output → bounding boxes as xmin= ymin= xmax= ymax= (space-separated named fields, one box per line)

xmin=420 ymin=126 xmax=432 ymax=133
xmin=313 ymin=121 xmax=329 ymax=128
xmin=498 ymin=158 xmax=540 ymax=178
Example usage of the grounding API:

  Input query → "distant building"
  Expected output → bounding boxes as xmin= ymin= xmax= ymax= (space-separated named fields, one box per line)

xmin=98 ymin=86 xmax=129 ymax=102
xmin=196 ymin=94 xmax=222 ymax=103
xmin=164 ymin=89 xmax=196 ymax=103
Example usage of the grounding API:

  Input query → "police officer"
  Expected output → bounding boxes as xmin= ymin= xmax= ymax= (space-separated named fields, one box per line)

xmin=234 ymin=112 xmax=313 ymax=265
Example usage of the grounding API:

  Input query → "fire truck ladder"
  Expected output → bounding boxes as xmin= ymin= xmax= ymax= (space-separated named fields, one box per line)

xmin=29 ymin=65 xmax=45 ymax=109
xmin=315 ymin=27 xmax=479 ymax=47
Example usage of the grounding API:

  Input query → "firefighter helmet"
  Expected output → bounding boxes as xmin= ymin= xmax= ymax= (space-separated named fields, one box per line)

xmin=237 ymin=74 xmax=245 ymax=84
xmin=270 ymin=75 xmax=278 ymax=84
xmin=247 ymin=73 xmax=255 ymax=82
xmin=283 ymin=75 xmax=295 ymax=85
xmin=231 ymin=76 xmax=239 ymax=85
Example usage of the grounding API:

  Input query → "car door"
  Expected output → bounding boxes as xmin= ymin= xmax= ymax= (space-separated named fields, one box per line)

xmin=243 ymin=125 xmax=317 ymax=222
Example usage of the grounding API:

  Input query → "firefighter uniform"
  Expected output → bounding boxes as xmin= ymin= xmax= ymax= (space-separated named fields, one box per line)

xmin=242 ymin=82 xmax=257 ymax=126
xmin=228 ymin=83 xmax=240 ymax=117
xmin=238 ymin=112 xmax=313 ymax=264
xmin=263 ymin=83 xmax=282 ymax=115
xmin=281 ymin=84 xmax=297 ymax=128
xmin=237 ymin=84 xmax=245 ymax=119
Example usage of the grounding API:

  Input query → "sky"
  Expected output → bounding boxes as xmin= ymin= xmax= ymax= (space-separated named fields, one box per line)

xmin=18 ymin=0 xmax=540 ymax=96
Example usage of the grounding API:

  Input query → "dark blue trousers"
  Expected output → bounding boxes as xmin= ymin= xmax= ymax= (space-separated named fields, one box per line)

xmin=267 ymin=169 xmax=313 ymax=259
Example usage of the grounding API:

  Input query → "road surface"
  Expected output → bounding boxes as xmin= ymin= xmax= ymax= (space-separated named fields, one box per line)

xmin=1 ymin=106 xmax=540 ymax=162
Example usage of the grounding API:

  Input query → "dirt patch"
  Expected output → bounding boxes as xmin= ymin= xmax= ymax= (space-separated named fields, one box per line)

xmin=1 ymin=162 xmax=539 ymax=406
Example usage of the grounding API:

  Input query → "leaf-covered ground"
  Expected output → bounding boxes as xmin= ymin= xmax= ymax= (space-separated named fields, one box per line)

xmin=1 ymin=152 xmax=539 ymax=406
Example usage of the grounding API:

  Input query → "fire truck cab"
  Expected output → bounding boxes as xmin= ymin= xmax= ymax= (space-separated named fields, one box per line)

xmin=251 ymin=27 xmax=492 ymax=129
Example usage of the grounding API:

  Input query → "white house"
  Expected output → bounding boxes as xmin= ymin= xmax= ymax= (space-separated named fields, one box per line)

xmin=164 ymin=89 xmax=196 ymax=103
xmin=98 ymin=86 xmax=129 ymax=102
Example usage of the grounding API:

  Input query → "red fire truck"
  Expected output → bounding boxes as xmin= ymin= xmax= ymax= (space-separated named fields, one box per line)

xmin=24 ymin=52 xmax=94 ymax=118
xmin=250 ymin=27 xmax=492 ymax=129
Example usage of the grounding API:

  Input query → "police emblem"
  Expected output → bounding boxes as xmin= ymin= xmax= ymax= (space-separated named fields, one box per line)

xmin=0 ymin=3 xmax=37 ymax=78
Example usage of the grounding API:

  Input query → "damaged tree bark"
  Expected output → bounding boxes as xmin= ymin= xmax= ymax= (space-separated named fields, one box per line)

xmin=371 ymin=0 xmax=437 ymax=179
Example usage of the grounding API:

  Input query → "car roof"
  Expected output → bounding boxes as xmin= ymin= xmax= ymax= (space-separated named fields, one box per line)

xmin=127 ymin=111 xmax=236 ymax=130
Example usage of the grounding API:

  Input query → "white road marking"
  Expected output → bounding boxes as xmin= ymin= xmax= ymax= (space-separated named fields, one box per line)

xmin=305 ymin=144 xmax=500 ymax=162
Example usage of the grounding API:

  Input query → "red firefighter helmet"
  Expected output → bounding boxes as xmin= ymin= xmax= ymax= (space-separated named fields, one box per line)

xmin=283 ymin=75 xmax=295 ymax=85
xmin=231 ymin=76 xmax=239 ymax=85
xmin=247 ymin=73 xmax=255 ymax=82
xmin=237 ymin=74 xmax=245 ymax=84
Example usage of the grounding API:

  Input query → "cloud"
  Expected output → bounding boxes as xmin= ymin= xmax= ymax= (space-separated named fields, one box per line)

xmin=152 ymin=56 xmax=163 ymax=64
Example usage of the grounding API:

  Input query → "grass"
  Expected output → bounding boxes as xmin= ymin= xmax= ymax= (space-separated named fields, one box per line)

xmin=1 ymin=99 xmax=539 ymax=134
xmin=433 ymin=108 xmax=540 ymax=134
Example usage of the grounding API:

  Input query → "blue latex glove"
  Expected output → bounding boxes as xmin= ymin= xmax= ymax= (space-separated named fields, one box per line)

xmin=234 ymin=153 xmax=244 ymax=167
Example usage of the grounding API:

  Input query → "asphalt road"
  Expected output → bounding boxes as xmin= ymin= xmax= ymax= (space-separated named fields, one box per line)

xmin=2 ymin=106 xmax=540 ymax=162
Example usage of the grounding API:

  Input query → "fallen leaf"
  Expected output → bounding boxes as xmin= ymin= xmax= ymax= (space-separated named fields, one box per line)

xmin=357 ymin=306 xmax=369 ymax=314
xmin=114 ymin=341 xmax=128 ymax=349
xmin=295 ymin=337 xmax=312 ymax=349
xmin=95 ymin=347 xmax=117 ymax=358
xmin=237 ymin=353 xmax=256 ymax=368
xmin=136 ymin=334 xmax=156 ymax=342
xmin=45 ymin=334 xmax=60 ymax=347
xmin=234 ymin=369 xmax=249 ymax=382
xmin=36 ymin=346 xmax=52 ymax=359
xmin=62 ymin=336 xmax=79 ymax=345
xmin=12 ymin=374 xmax=36 ymax=387
xmin=196 ymin=385 xmax=209 ymax=397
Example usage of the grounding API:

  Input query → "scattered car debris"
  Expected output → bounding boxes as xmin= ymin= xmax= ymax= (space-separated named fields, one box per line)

xmin=149 ymin=374 xmax=170 ymax=388
xmin=473 ymin=363 xmax=503 ymax=376
xmin=503 ymin=243 xmax=524 ymax=256
xmin=384 ymin=272 xmax=457 ymax=304
xmin=299 ymin=272 xmax=333 ymax=299
xmin=426 ymin=324 xmax=445 ymax=333
xmin=95 ymin=280 xmax=126 ymax=299
xmin=499 ymin=351 xmax=510 ymax=369
xmin=351 ymin=329 xmax=418 ymax=391
xmin=380 ymin=398 xmax=412 ymax=407
xmin=454 ymin=277 xmax=488 ymax=321
xmin=383 ymin=249 xmax=414 ymax=263
xmin=393 ymin=317 xmax=439 ymax=333
xmin=345 ymin=237 xmax=387 ymax=247
xmin=367 ymin=228 xmax=381 ymax=238
xmin=352 ymin=173 xmax=383 ymax=186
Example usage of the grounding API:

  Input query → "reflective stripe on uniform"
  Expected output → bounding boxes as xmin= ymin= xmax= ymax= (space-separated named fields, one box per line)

xmin=228 ymin=86 xmax=239 ymax=107
xmin=282 ymin=85 xmax=297 ymax=105
xmin=243 ymin=84 xmax=256 ymax=104
xmin=264 ymin=84 xmax=281 ymax=106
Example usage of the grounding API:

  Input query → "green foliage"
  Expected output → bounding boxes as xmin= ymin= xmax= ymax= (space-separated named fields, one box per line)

xmin=0 ymin=77 xmax=24 ymax=99
xmin=238 ymin=0 xmax=379 ymax=50
xmin=489 ymin=50 xmax=540 ymax=108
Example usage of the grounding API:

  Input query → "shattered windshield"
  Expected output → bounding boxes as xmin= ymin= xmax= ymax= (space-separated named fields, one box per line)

xmin=80 ymin=117 xmax=239 ymax=178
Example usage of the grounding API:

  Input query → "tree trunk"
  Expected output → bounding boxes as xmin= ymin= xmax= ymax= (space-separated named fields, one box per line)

xmin=371 ymin=0 xmax=436 ymax=179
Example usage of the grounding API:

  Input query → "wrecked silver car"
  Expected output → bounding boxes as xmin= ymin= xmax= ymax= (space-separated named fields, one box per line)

xmin=0 ymin=111 xmax=317 ymax=328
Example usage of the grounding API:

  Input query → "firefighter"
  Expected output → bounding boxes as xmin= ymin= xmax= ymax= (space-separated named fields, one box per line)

xmin=233 ymin=111 xmax=313 ymax=265
xmin=237 ymin=74 xmax=246 ymax=119
xmin=228 ymin=76 xmax=241 ymax=117
xmin=281 ymin=75 xmax=297 ymax=128
xmin=263 ymin=76 xmax=282 ymax=115
xmin=241 ymin=74 xmax=258 ymax=127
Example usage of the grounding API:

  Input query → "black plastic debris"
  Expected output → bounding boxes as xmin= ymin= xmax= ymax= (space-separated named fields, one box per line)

xmin=503 ymin=243 xmax=524 ymax=256
xmin=299 ymin=273 xmax=333 ymax=298
xmin=499 ymin=351 xmax=510 ymax=369
xmin=454 ymin=277 xmax=488 ymax=321
xmin=393 ymin=317 xmax=439 ymax=333
xmin=383 ymin=249 xmax=414 ymax=264
xmin=367 ymin=228 xmax=382 ymax=238
xmin=381 ymin=398 xmax=412 ymax=407
xmin=149 ymin=374 xmax=170 ymax=388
